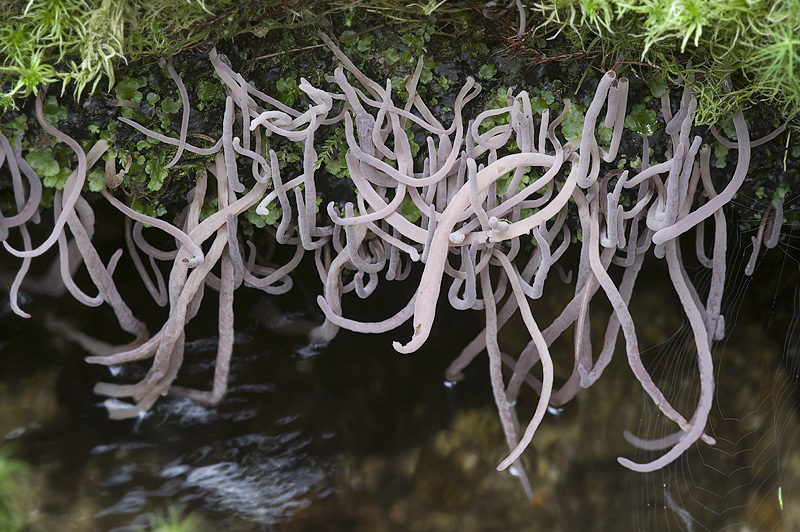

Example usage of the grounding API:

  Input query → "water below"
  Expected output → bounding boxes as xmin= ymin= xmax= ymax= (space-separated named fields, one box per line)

xmin=0 ymin=240 xmax=798 ymax=531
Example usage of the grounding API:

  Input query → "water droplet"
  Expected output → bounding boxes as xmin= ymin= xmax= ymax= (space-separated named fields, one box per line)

xmin=443 ymin=380 xmax=457 ymax=389
xmin=547 ymin=405 xmax=565 ymax=416
xmin=5 ymin=427 xmax=25 ymax=439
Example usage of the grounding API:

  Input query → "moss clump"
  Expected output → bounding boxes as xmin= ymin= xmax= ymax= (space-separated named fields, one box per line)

xmin=0 ymin=3 xmax=795 ymax=237
xmin=134 ymin=503 xmax=207 ymax=532
xmin=0 ymin=0 xmax=317 ymax=108
xmin=0 ymin=1 xmax=492 ymax=111
xmin=0 ymin=446 xmax=34 ymax=532
xmin=624 ymin=103 xmax=658 ymax=137
xmin=1 ymin=0 xmax=797 ymax=136
xmin=518 ymin=0 xmax=800 ymax=126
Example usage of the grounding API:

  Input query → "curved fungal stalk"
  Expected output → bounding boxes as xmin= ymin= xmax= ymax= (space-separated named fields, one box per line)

xmin=393 ymin=152 xmax=558 ymax=354
xmin=764 ymin=199 xmax=783 ymax=249
xmin=480 ymin=264 xmax=534 ymax=497
xmin=574 ymin=70 xmax=616 ymax=188
xmin=118 ymin=117 xmax=222 ymax=155
xmin=161 ymin=57 xmax=191 ymax=169
xmin=0 ymin=134 xmax=42 ymax=233
xmin=576 ymin=188 xmax=701 ymax=438
xmin=3 ymin=91 xmax=90 ymax=260
xmin=125 ymin=218 xmax=168 ymax=307
xmin=652 ymin=111 xmax=750 ymax=245
xmin=102 ymin=190 xmax=203 ymax=268
xmin=493 ymin=249 xmax=553 ymax=472
xmin=617 ymin=236 xmax=715 ymax=472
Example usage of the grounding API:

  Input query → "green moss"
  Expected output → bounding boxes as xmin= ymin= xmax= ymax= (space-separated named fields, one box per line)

xmin=624 ymin=103 xmax=658 ymax=137
xmin=130 ymin=198 xmax=167 ymax=219
xmin=401 ymin=194 xmax=421 ymax=223
xmin=134 ymin=503 xmax=206 ymax=532
xmin=245 ymin=200 xmax=280 ymax=228
xmin=529 ymin=97 xmax=548 ymax=115
xmin=324 ymin=149 xmax=349 ymax=178
xmin=356 ymin=34 xmax=373 ymax=53
xmin=0 ymin=2 xmax=792 ymax=242
xmin=478 ymin=63 xmax=497 ymax=80
xmin=0 ymin=0 xmax=792 ymax=130
xmin=420 ymin=61 xmax=435 ymax=84
xmin=0 ymin=116 xmax=28 ymax=138
xmin=461 ymin=32 xmax=489 ymax=58
xmin=145 ymin=152 xmax=168 ymax=192
xmin=384 ymin=48 xmax=400 ymax=65
xmin=561 ymin=104 xmax=587 ymax=140
xmin=315 ymin=127 xmax=347 ymax=174
xmin=522 ymin=0 xmax=800 ymax=124
xmin=197 ymin=80 xmax=223 ymax=102
xmin=115 ymin=77 xmax=145 ymax=103
xmin=199 ymin=195 xmax=218 ymax=222
xmin=0 ymin=1 xmax=312 ymax=107
xmin=771 ymin=185 xmax=788 ymax=208
xmin=597 ymin=123 xmax=613 ymax=144
xmin=713 ymin=141 xmax=730 ymax=168
xmin=646 ymin=74 xmax=668 ymax=98
xmin=390 ymin=75 xmax=405 ymax=94
xmin=405 ymin=122 xmax=421 ymax=158
xmin=161 ymin=96 xmax=182 ymax=114
xmin=496 ymin=167 xmax=538 ymax=196
xmin=87 ymin=167 xmax=106 ymax=192
xmin=276 ymin=77 xmax=301 ymax=107
xmin=42 ymin=95 xmax=67 ymax=124
xmin=0 ymin=446 xmax=33 ymax=532
xmin=25 ymin=148 xmax=65 ymax=189
xmin=400 ymin=17 xmax=434 ymax=59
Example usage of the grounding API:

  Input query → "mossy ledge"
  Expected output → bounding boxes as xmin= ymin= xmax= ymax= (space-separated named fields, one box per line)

xmin=1 ymin=3 xmax=797 ymax=228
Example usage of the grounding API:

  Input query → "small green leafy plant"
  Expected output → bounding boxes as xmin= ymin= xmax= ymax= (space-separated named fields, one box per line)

xmin=525 ymin=0 xmax=800 ymax=124
xmin=135 ymin=503 xmax=205 ymax=532
xmin=0 ymin=446 xmax=33 ymax=532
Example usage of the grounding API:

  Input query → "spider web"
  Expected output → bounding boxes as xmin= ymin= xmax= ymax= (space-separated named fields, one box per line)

xmin=629 ymin=192 xmax=800 ymax=531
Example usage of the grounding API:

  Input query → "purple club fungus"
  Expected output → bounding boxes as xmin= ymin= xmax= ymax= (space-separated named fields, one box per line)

xmin=0 ymin=33 xmax=786 ymax=486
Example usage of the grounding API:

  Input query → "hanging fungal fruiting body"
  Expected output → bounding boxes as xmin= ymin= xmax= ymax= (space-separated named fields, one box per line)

xmin=0 ymin=34 xmax=784 ymax=493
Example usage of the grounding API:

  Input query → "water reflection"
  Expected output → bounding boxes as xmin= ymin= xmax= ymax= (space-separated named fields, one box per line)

xmin=85 ymin=408 xmax=327 ymax=527
xmin=0 ymin=242 xmax=798 ymax=530
xmin=93 ymin=366 xmax=330 ymax=528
